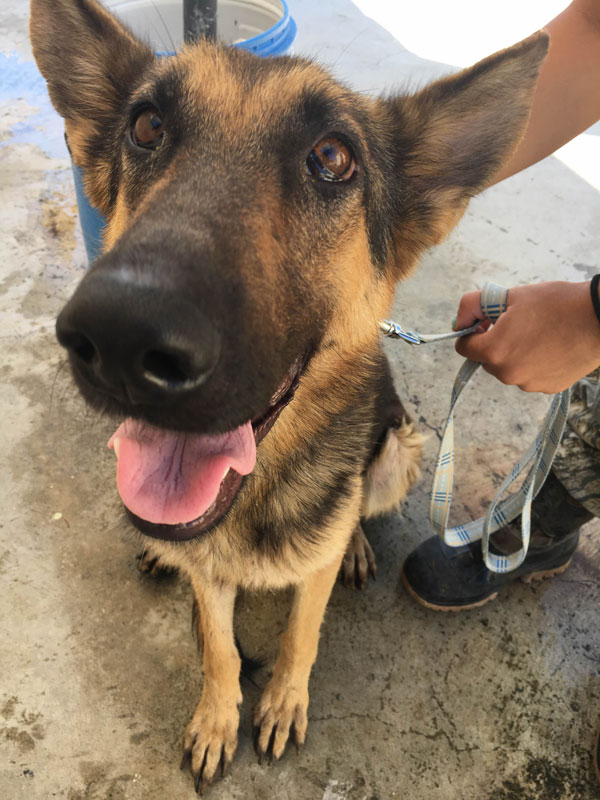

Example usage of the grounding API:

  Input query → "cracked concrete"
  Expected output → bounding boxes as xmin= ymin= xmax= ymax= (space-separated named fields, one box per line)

xmin=1 ymin=1 xmax=599 ymax=798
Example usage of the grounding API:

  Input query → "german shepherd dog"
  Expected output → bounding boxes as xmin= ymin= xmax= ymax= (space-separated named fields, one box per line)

xmin=30 ymin=0 xmax=547 ymax=790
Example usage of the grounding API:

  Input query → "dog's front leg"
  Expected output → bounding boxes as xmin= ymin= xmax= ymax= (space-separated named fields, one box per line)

xmin=182 ymin=575 xmax=241 ymax=790
xmin=253 ymin=553 xmax=342 ymax=762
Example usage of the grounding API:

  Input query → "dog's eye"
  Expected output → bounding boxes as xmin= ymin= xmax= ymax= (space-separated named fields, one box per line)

xmin=306 ymin=136 xmax=356 ymax=182
xmin=131 ymin=107 xmax=164 ymax=150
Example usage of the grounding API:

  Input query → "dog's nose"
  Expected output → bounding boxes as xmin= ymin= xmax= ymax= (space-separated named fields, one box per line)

xmin=56 ymin=271 xmax=220 ymax=403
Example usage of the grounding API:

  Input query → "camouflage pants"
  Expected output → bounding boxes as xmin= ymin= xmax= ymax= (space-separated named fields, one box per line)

xmin=552 ymin=369 xmax=600 ymax=518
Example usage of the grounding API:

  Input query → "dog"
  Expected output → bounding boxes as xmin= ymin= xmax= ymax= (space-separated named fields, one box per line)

xmin=30 ymin=0 xmax=548 ymax=790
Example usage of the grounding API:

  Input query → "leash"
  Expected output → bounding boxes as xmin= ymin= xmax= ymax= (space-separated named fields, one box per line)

xmin=378 ymin=318 xmax=481 ymax=344
xmin=380 ymin=282 xmax=571 ymax=574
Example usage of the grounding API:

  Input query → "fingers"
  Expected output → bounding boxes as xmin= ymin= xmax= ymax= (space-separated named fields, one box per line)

xmin=455 ymin=326 xmax=495 ymax=361
xmin=479 ymin=363 xmax=560 ymax=394
xmin=453 ymin=290 xmax=484 ymax=330
xmin=455 ymin=318 xmax=517 ymax=385
xmin=451 ymin=281 xmax=591 ymax=394
xmin=480 ymin=360 xmax=517 ymax=384
xmin=456 ymin=330 xmax=548 ymax=391
xmin=455 ymin=284 xmax=515 ymax=366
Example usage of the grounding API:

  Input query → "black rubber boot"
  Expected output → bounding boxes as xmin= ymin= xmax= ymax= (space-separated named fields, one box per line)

xmin=402 ymin=472 xmax=592 ymax=611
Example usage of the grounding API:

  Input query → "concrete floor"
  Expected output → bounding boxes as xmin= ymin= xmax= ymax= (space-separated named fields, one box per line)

xmin=2 ymin=1 xmax=599 ymax=798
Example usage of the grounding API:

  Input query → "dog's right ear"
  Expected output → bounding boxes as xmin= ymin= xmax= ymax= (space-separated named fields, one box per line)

xmin=30 ymin=0 xmax=154 ymax=175
xmin=375 ymin=31 xmax=549 ymax=277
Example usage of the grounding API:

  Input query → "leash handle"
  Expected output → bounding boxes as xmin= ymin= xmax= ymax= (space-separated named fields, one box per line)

xmin=381 ymin=281 xmax=570 ymax=574
xmin=429 ymin=359 xmax=570 ymax=572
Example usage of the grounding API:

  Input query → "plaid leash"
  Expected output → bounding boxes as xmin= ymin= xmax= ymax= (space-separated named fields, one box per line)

xmin=380 ymin=281 xmax=571 ymax=574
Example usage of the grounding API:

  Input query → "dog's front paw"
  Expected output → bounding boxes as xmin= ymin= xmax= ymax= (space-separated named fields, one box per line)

xmin=181 ymin=697 xmax=239 ymax=793
xmin=253 ymin=679 xmax=308 ymax=763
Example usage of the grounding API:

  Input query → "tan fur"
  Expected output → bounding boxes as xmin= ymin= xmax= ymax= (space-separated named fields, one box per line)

xmin=64 ymin=118 xmax=96 ymax=166
xmin=182 ymin=51 xmax=368 ymax=135
xmin=362 ymin=421 xmax=424 ymax=519
xmin=143 ymin=474 xmax=363 ymax=592
xmin=258 ymin=223 xmax=393 ymax=457
xmin=254 ymin=552 xmax=343 ymax=758
xmin=104 ymin=156 xmax=185 ymax=249
xmin=155 ymin=478 xmax=363 ymax=776
xmin=103 ymin=192 xmax=130 ymax=251
xmin=65 ymin=118 xmax=116 ymax=216
xmin=182 ymin=577 xmax=241 ymax=779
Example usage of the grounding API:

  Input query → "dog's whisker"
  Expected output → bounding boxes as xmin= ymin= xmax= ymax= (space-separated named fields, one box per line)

xmin=48 ymin=357 xmax=70 ymax=413
xmin=151 ymin=2 xmax=177 ymax=55
xmin=147 ymin=18 xmax=171 ymax=54
xmin=243 ymin=472 xmax=269 ymax=483
xmin=329 ymin=28 xmax=369 ymax=70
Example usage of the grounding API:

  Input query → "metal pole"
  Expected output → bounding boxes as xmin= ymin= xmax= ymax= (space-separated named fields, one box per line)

xmin=183 ymin=0 xmax=218 ymax=42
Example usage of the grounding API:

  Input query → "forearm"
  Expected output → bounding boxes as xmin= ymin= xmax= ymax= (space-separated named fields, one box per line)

xmin=492 ymin=0 xmax=600 ymax=184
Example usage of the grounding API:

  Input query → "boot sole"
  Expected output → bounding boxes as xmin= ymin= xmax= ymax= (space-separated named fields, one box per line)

xmin=520 ymin=558 xmax=573 ymax=584
xmin=401 ymin=558 xmax=573 ymax=613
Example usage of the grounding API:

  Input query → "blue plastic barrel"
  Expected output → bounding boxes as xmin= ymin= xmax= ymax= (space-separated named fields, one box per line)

xmin=234 ymin=0 xmax=296 ymax=57
xmin=72 ymin=0 xmax=296 ymax=262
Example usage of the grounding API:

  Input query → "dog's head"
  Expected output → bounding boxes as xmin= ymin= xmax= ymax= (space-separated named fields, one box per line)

xmin=30 ymin=0 xmax=547 ymax=540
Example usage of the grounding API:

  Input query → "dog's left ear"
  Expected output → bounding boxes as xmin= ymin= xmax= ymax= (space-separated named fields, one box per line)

xmin=30 ymin=0 xmax=155 ymax=210
xmin=378 ymin=31 xmax=549 ymax=273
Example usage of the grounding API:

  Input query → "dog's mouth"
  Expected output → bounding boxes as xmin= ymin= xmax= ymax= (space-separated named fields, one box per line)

xmin=107 ymin=356 xmax=305 ymax=542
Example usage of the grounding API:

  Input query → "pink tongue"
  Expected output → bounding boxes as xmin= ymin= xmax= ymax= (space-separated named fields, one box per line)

xmin=107 ymin=418 xmax=256 ymax=525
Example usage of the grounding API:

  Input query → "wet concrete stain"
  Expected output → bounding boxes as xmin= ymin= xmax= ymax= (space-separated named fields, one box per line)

xmin=40 ymin=193 xmax=77 ymax=254
xmin=2 ymin=728 xmax=36 ymax=752
xmin=573 ymin=262 xmax=598 ymax=280
xmin=68 ymin=762 xmax=137 ymax=800
xmin=1 ymin=700 xmax=45 ymax=755
xmin=0 ymin=52 xmax=67 ymax=159
xmin=1 ymin=696 xmax=19 ymax=719
xmin=488 ymin=754 xmax=600 ymax=800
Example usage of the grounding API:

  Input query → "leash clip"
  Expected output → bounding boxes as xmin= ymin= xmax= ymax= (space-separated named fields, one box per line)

xmin=378 ymin=320 xmax=423 ymax=345
xmin=379 ymin=318 xmax=480 ymax=345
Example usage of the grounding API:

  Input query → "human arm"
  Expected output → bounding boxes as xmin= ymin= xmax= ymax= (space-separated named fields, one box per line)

xmin=454 ymin=1 xmax=600 ymax=392
xmin=492 ymin=0 xmax=600 ymax=183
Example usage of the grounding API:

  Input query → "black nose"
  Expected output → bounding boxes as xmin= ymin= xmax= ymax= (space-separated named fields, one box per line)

xmin=56 ymin=270 xmax=220 ymax=404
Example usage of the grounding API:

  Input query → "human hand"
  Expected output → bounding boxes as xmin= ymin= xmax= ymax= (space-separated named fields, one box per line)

xmin=453 ymin=280 xmax=600 ymax=393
